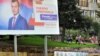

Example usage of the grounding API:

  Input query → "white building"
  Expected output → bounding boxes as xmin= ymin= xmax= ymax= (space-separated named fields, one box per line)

xmin=77 ymin=0 xmax=100 ymax=23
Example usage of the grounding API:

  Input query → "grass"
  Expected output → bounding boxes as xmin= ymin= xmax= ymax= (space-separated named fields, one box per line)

xmin=18 ymin=36 xmax=44 ymax=46
xmin=17 ymin=36 xmax=98 ymax=48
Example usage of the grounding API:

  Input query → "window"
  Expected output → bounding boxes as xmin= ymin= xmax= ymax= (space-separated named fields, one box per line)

xmin=96 ymin=0 xmax=97 ymax=3
xmin=90 ymin=0 xmax=93 ymax=3
xmin=90 ymin=0 xmax=97 ymax=3
xmin=79 ymin=0 xmax=88 ymax=7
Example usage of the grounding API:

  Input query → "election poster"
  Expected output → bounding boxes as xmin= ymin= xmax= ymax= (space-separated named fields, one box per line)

xmin=0 ymin=0 xmax=59 ymax=35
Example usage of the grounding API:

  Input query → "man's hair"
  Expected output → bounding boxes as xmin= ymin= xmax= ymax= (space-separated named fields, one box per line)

xmin=12 ymin=0 xmax=19 ymax=5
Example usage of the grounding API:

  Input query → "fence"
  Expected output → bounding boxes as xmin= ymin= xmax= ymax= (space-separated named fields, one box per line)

xmin=0 ymin=52 xmax=27 ymax=56
xmin=0 ymin=52 xmax=54 ymax=56
xmin=0 ymin=46 xmax=100 ymax=56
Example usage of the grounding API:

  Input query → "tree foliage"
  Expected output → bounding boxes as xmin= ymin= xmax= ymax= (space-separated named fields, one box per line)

xmin=58 ymin=0 xmax=93 ymax=42
xmin=59 ymin=0 xmax=85 ymax=29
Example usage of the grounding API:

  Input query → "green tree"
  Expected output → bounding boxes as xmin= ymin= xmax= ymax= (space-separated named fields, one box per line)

xmin=95 ymin=5 xmax=100 ymax=37
xmin=58 ymin=0 xmax=90 ymax=42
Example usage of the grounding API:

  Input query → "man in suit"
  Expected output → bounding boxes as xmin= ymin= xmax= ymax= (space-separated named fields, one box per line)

xmin=8 ymin=0 xmax=28 ymax=30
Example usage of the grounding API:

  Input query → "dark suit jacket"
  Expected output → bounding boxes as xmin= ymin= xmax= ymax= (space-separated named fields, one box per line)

xmin=8 ymin=15 xmax=28 ymax=30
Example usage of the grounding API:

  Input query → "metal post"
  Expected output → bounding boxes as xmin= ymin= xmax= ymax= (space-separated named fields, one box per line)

xmin=44 ymin=36 xmax=48 ymax=56
xmin=14 ymin=35 xmax=18 ymax=56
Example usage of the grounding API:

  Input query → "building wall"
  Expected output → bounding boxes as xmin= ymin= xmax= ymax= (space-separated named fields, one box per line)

xmin=97 ymin=0 xmax=100 ymax=3
xmin=78 ymin=0 xmax=100 ymax=23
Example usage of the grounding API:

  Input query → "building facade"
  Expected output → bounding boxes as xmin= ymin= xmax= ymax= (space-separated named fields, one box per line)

xmin=78 ymin=0 xmax=100 ymax=23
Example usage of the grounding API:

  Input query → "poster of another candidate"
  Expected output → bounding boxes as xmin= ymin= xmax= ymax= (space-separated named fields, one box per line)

xmin=0 ymin=0 xmax=59 ymax=35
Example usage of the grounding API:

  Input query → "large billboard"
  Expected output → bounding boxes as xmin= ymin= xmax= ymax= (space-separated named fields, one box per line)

xmin=0 ymin=0 xmax=59 ymax=35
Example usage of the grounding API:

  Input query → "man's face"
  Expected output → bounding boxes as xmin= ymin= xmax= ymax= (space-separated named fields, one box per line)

xmin=11 ymin=1 xmax=19 ymax=15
